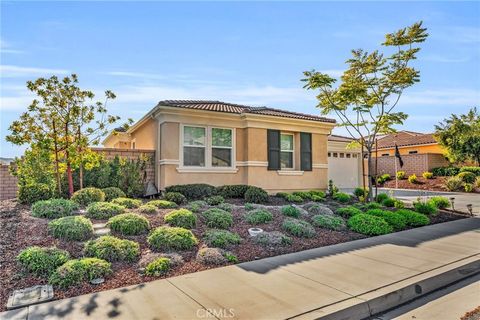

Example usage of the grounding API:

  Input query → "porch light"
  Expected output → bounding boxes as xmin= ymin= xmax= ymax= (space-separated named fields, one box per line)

xmin=449 ymin=197 xmax=455 ymax=211
xmin=467 ymin=204 xmax=473 ymax=216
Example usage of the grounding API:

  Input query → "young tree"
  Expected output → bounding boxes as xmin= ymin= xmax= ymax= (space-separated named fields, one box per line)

xmin=434 ymin=107 xmax=480 ymax=165
xmin=302 ymin=22 xmax=428 ymax=200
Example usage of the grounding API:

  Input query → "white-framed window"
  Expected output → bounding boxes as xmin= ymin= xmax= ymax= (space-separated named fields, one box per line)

xmin=280 ymin=133 xmax=294 ymax=169
xmin=181 ymin=125 xmax=234 ymax=169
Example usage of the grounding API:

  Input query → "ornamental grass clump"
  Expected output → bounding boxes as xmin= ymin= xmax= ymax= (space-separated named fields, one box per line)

xmin=148 ymin=199 xmax=177 ymax=209
xmin=366 ymin=209 xmax=406 ymax=231
xmin=17 ymin=246 xmax=70 ymax=277
xmin=333 ymin=192 xmax=351 ymax=203
xmin=281 ymin=205 xmax=301 ymax=218
xmin=335 ymin=206 xmax=363 ymax=218
xmin=164 ymin=209 xmax=197 ymax=229
xmin=457 ymin=171 xmax=476 ymax=183
xmin=108 ymin=213 xmax=150 ymax=236
xmin=381 ymin=197 xmax=396 ymax=208
xmin=203 ymin=229 xmax=242 ymax=248
xmin=282 ymin=218 xmax=315 ymax=238
xmin=422 ymin=171 xmax=433 ymax=179
xmin=244 ymin=208 xmax=273 ymax=224
xmin=285 ymin=194 xmax=304 ymax=203
xmin=375 ymin=193 xmax=389 ymax=203
xmin=148 ymin=226 xmax=198 ymax=251
xmin=428 ymin=196 xmax=450 ymax=209
xmin=347 ymin=214 xmax=393 ymax=236
xmin=444 ymin=176 xmax=464 ymax=191
xmin=101 ymin=187 xmax=126 ymax=202
xmin=31 ymin=199 xmax=79 ymax=219
xmin=49 ymin=258 xmax=112 ymax=289
xmin=202 ymin=208 xmax=233 ymax=229
xmin=48 ymin=216 xmax=94 ymax=241
xmin=408 ymin=174 xmax=418 ymax=184
xmin=413 ymin=201 xmax=438 ymax=215
xmin=71 ymin=187 xmax=105 ymax=206
xmin=145 ymin=257 xmax=171 ymax=276
xmin=84 ymin=236 xmax=140 ymax=262
xmin=311 ymin=215 xmax=345 ymax=231
xmin=86 ymin=202 xmax=126 ymax=219
xmin=111 ymin=197 xmax=142 ymax=209
xmin=396 ymin=209 xmax=430 ymax=227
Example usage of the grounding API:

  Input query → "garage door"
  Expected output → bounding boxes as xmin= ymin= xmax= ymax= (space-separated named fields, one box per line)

xmin=328 ymin=152 xmax=360 ymax=188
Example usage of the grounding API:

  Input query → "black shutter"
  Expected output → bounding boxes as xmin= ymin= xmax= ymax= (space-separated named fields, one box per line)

xmin=300 ymin=132 xmax=312 ymax=171
xmin=267 ymin=129 xmax=280 ymax=170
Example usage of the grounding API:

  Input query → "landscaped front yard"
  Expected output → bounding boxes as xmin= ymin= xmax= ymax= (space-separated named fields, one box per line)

xmin=0 ymin=185 xmax=467 ymax=311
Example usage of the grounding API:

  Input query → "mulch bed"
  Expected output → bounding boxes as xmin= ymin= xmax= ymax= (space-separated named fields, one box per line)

xmin=0 ymin=197 xmax=469 ymax=312
xmin=382 ymin=176 xmax=480 ymax=193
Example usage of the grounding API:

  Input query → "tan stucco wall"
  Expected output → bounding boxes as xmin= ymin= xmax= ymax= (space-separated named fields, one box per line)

xmin=130 ymin=118 xmax=157 ymax=150
xmin=160 ymin=122 xmax=180 ymax=160
xmin=373 ymin=144 xmax=444 ymax=157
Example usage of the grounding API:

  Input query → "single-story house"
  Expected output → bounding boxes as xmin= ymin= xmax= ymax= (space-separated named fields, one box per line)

xmin=103 ymin=100 xmax=362 ymax=193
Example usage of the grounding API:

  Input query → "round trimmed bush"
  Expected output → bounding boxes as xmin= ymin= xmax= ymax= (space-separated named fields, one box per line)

xmin=336 ymin=206 xmax=362 ymax=218
xmin=84 ymin=236 xmax=140 ymax=262
xmin=102 ymin=187 xmax=126 ymax=202
xmin=281 ymin=205 xmax=301 ymax=218
xmin=333 ymin=192 xmax=351 ymax=203
xmin=18 ymin=183 xmax=54 ymax=204
xmin=312 ymin=215 xmax=345 ymax=231
xmin=304 ymin=203 xmax=334 ymax=215
xmin=216 ymin=185 xmax=249 ymax=198
xmin=186 ymin=200 xmax=208 ymax=213
xmin=108 ymin=213 xmax=150 ymax=236
xmin=353 ymin=187 xmax=369 ymax=198
xmin=148 ymin=226 xmax=198 ymax=251
xmin=366 ymin=209 xmax=406 ymax=231
xmin=49 ymin=258 xmax=112 ymax=289
xmin=375 ymin=193 xmax=389 ymax=203
xmin=145 ymin=257 xmax=171 ymax=276
xmin=282 ymin=218 xmax=315 ymax=238
xmin=196 ymin=247 xmax=228 ymax=265
xmin=244 ymin=186 xmax=269 ymax=204
xmin=165 ymin=183 xmax=217 ymax=200
xmin=203 ymin=229 xmax=242 ymax=248
xmin=396 ymin=209 xmax=430 ymax=227
xmin=254 ymin=231 xmax=292 ymax=247
xmin=347 ymin=213 xmax=393 ymax=235
xmin=138 ymin=204 xmax=157 ymax=214
xmin=86 ymin=202 xmax=126 ymax=219
xmin=202 ymin=208 xmax=233 ymax=229
xmin=205 ymin=195 xmax=224 ymax=206
xmin=48 ymin=216 xmax=94 ymax=241
xmin=148 ymin=200 xmax=177 ymax=209
xmin=164 ymin=192 xmax=186 ymax=205
xmin=413 ymin=201 xmax=438 ymax=215
xmin=285 ymin=194 xmax=303 ymax=203
xmin=458 ymin=171 xmax=476 ymax=183
xmin=164 ymin=209 xmax=197 ymax=229
xmin=17 ymin=246 xmax=70 ymax=277
xmin=428 ymin=196 xmax=450 ymax=209
xmin=244 ymin=208 xmax=273 ymax=224
xmin=71 ymin=187 xmax=105 ymax=206
xmin=365 ymin=202 xmax=383 ymax=210
xmin=217 ymin=202 xmax=233 ymax=213
xmin=31 ymin=199 xmax=79 ymax=219
xmin=381 ymin=198 xmax=396 ymax=208
xmin=111 ymin=197 xmax=142 ymax=209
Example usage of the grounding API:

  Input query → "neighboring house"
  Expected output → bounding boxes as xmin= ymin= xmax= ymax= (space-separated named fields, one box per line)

xmin=327 ymin=135 xmax=363 ymax=189
xmin=103 ymin=100 xmax=360 ymax=193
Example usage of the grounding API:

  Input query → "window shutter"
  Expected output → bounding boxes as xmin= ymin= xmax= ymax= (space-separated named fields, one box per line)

xmin=267 ymin=129 xmax=280 ymax=170
xmin=300 ymin=132 xmax=312 ymax=171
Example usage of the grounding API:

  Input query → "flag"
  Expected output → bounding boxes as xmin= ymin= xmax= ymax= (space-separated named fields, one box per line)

xmin=395 ymin=144 xmax=404 ymax=168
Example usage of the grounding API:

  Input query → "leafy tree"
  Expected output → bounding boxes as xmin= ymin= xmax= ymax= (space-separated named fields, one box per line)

xmin=302 ymin=22 xmax=428 ymax=200
xmin=434 ymin=108 xmax=480 ymax=165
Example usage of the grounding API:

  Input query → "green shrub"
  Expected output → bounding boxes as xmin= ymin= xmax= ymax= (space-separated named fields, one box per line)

xmin=336 ymin=206 xmax=362 ymax=218
xmin=145 ymin=257 xmax=170 ymax=276
xmin=17 ymin=246 xmax=70 ymax=277
xmin=413 ymin=201 xmax=438 ymax=215
xmin=202 ymin=208 xmax=233 ymax=229
xmin=49 ymin=258 xmax=111 ymax=289
xmin=475 ymin=177 xmax=480 ymax=189
xmin=457 ymin=172 xmax=476 ymax=183
xmin=148 ymin=199 xmax=177 ymax=209
xmin=376 ymin=193 xmax=389 ymax=203
xmin=365 ymin=202 xmax=382 ymax=210
xmin=459 ymin=166 xmax=480 ymax=176
xmin=396 ymin=209 xmax=430 ymax=227
xmin=428 ymin=196 xmax=450 ymax=209
xmin=217 ymin=202 xmax=233 ymax=213
xmin=244 ymin=203 xmax=255 ymax=211
xmin=422 ymin=171 xmax=433 ymax=179
xmin=292 ymin=191 xmax=313 ymax=200
xmin=381 ymin=197 xmax=396 ymax=208
xmin=148 ymin=226 xmax=198 ymax=251
xmin=311 ymin=194 xmax=325 ymax=202
xmin=111 ymin=197 xmax=142 ymax=209
xmin=281 ymin=205 xmax=301 ymax=218
xmin=376 ymin=173 xmax=391 ymax=184
xmin=164 ymin=192 xmax=187 ymax=205
xmin=71 ymin=187 xmax=105 ymax=206
xmin=108 ymin=213 xmax=150 ymax=235
xmin=86 ymin=202 xmax=126 ymax=219
xmin=48 ymin=216 xmax=93 ymax=241
xmin=244 ymin=208 xmax=273 ymax=224
xmin=101 ymin=187 xmax=126 ymax=202
xmin=84 ymin=236 xmax=140 ymax=262
xmin=353 ymin=187 xmax=369 ymax=198
xmin=311 ymin=215 xmax=345 ymax=230
xmin=333 ymin=192 xmax=351 ymax=203
xmin=444 ymin=176 xmax=464 ymax=191
xmin=347 ymin=213 xmax=393 ymax=235
xmin=276 ymin=192 xmax=288 ymax=199
xmin=18 ymin=183 xmax=54 ymax=204
xmin=224 ymin=252 xmax=239 ymax=263
xmin=394 ymin=199 xmax=405 ymax=209
xmin=254 ymin=231 xmax=292 ymax=246
xmin=285 ymin=194 xmax=304 ymax=203
xmin=432 ymin=166 xmax=460 ymax=177
xmin=366 ymin=209 xmax=406 ymax=231
xmin=408 ymin=174 xmax=418 ymax=184
xmin=282 ymin=218 xmax=315 ymax=237
xmin=216 ymin=185 xmax=249 ymax=198
xmin=203 ymin=229 xmax=242 ymax=248
xmin=464 ymin=183 xmax=474 ymax=192
xmin=305 ymin=203 xmax=333 ymax=215
xmin=164 ymin=209 xmax=197 ymax=229
xmin=396 ymin=171 xmax=406 ymax=180
xmin=186 ymin=200 xmax=207 ymax=213
xmin=138 ymin=204 xmax=157 ymax=214
xmin=244 ymin=186 xmax=269 ymax=203
xmin=309 ymin=190 xmax=326 ymax=198
xmin=31 ymin=199 xmax=79 ymax=219
xmin=165 ymin=184 xmax=217 ymax=200
xmin=205 ymin=195 xmax=224 ymax=206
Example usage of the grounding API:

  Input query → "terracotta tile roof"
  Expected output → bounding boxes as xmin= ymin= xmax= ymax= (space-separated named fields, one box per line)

xmin=376 ymin=131 xmax=437 ymax=149
xmin=328 ymin=134 xmax=355 ymax=142
xmin=158 ymin=100 xmax=335 ymax=123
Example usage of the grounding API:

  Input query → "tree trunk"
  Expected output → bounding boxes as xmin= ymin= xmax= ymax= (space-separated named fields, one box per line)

xmin=52 ymin=120 xmax=62 ymax=195
xmin=79 ymin=163 xmax=83 ymax=189
xmin=367 ymin=151 xmax=373 ymax=202
xmin=67 ymin=161 xmax=74 ymax=197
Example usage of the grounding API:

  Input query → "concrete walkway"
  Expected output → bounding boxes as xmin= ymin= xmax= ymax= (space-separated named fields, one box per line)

xmin=2 ymin=218 xmax=480 ymax=320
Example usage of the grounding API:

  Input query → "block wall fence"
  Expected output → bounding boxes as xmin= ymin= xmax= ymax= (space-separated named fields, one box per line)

xmin=370 ymin=153 xmax=449 ymax=176
xmin=0 ymin=148 xmax=155 ymax=201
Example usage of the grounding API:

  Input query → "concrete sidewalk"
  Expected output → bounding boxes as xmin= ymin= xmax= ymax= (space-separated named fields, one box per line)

xmin=3 ymin=218 xmax=480 ymax=320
